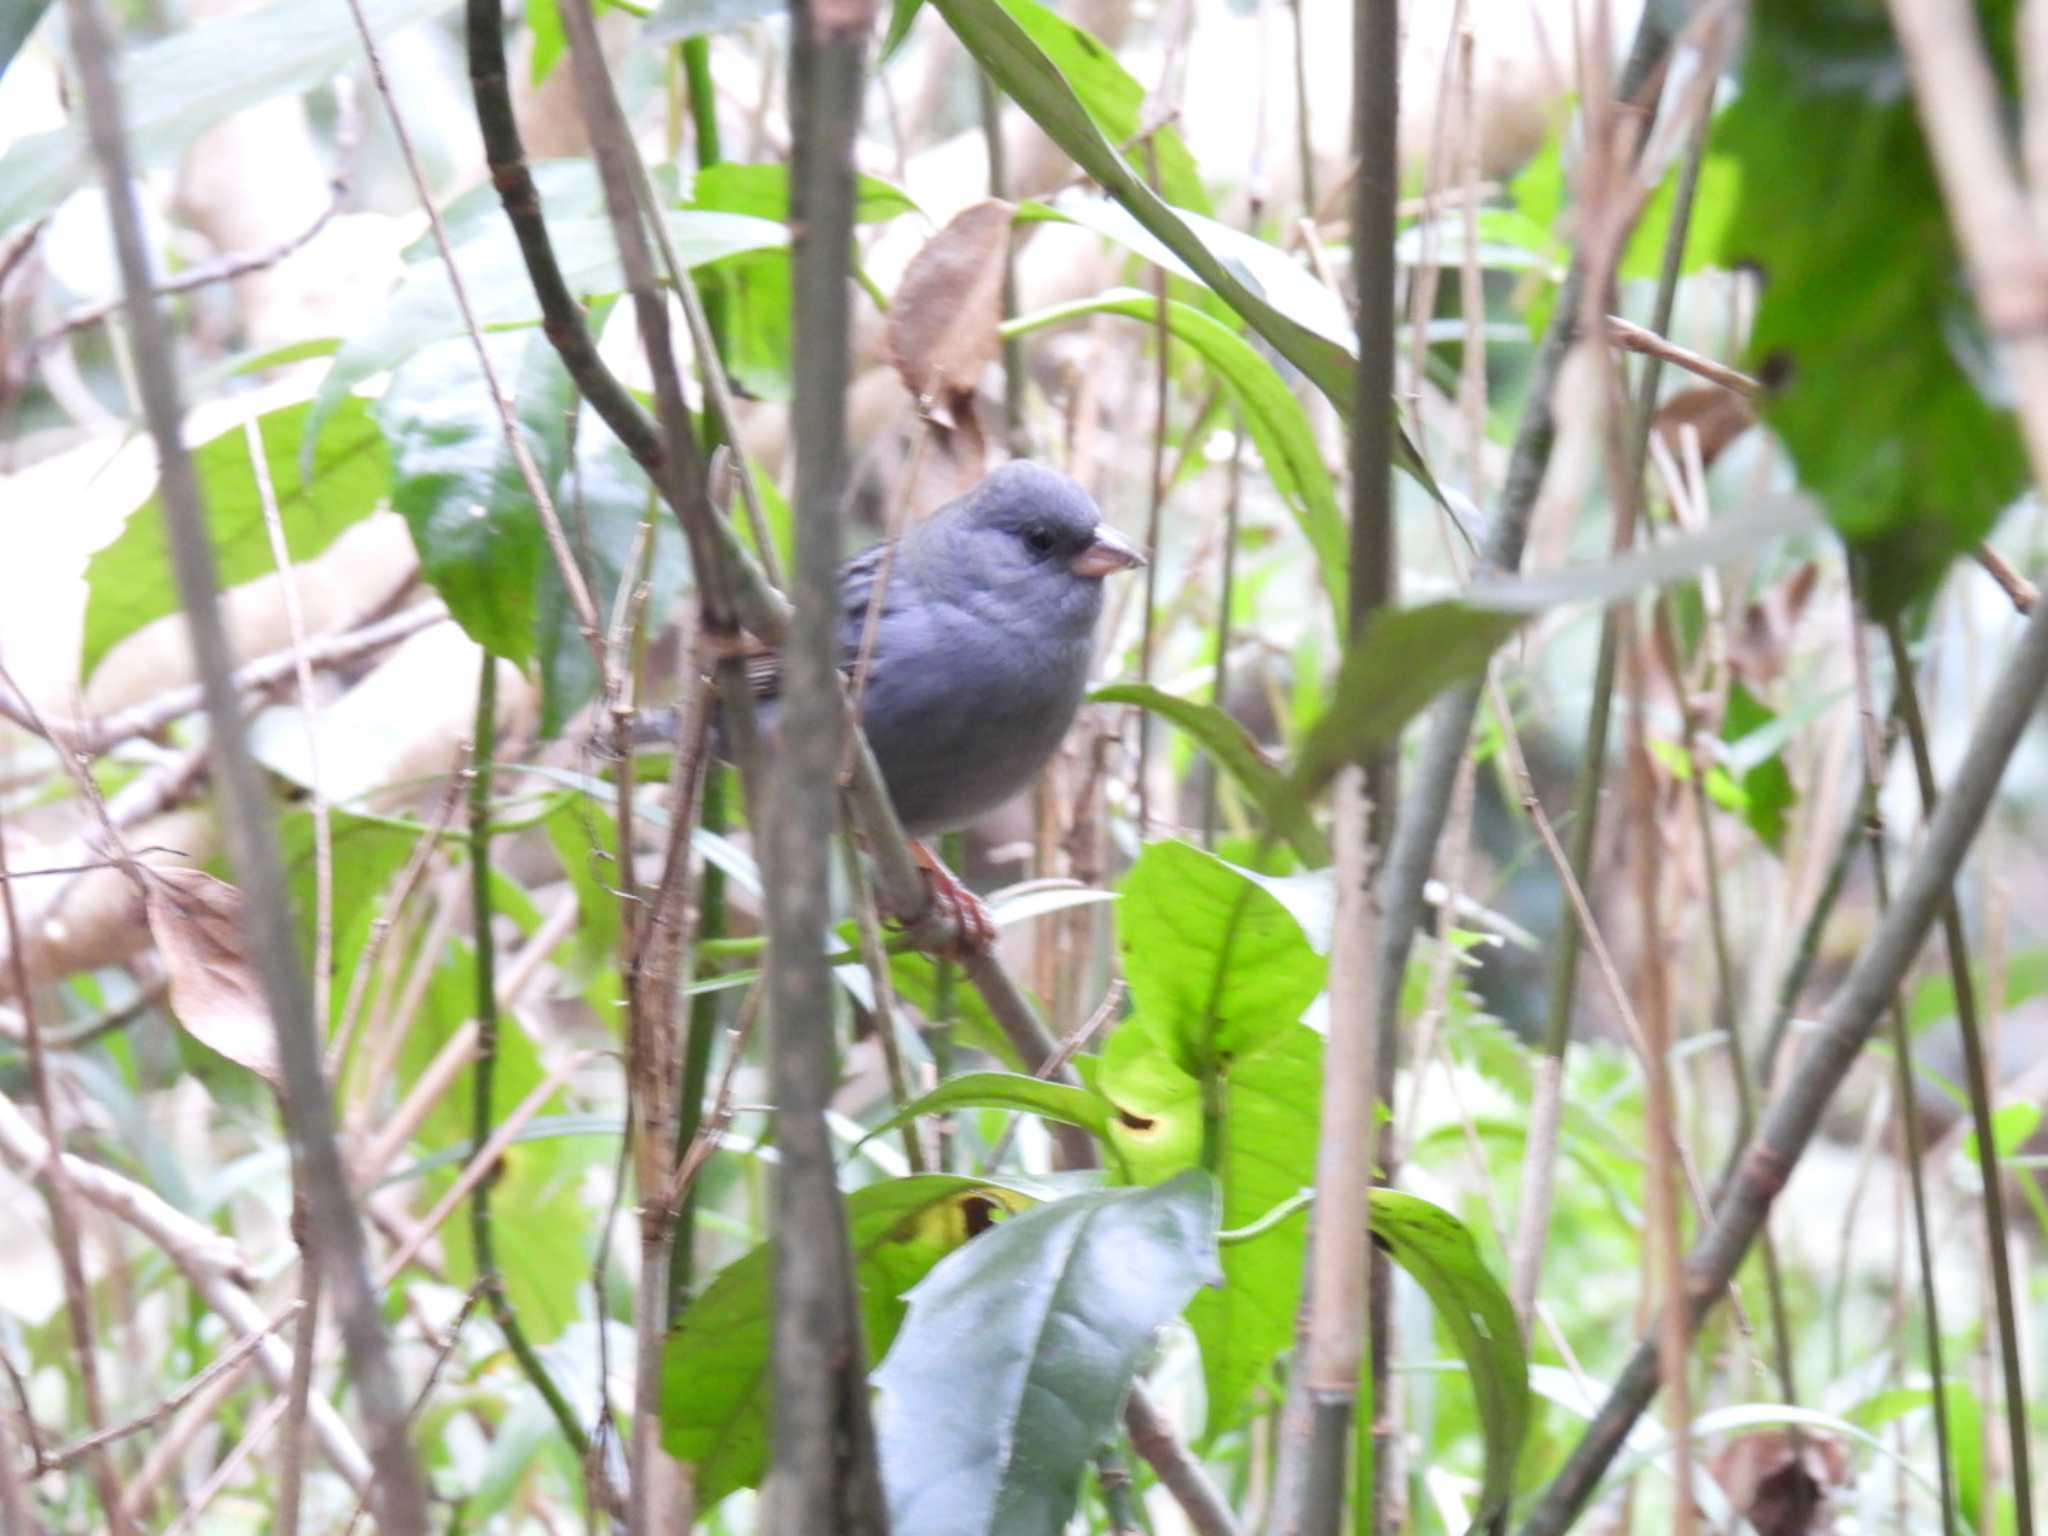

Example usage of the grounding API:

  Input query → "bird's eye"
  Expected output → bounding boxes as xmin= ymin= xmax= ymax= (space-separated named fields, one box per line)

xmin=1023 ymin=525 xmax=1056 ymax=556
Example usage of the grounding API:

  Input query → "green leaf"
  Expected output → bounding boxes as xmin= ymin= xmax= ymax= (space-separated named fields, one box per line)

xmin=1713 ymin=0 xmax=2027 ymax=613
xmin=0 ymin=0 xmax=53 ymax=87
xmin=1367 ymin=1189 xmax=1529 ymax=1531
xmin=526 ymin=0 xmax=565 ymax=82
xmin=662 ymin=1175 xmax=1036 ymax=1507
xmin=81 ymin=397 xmax=390 ymax=679
xmin=1091 ymin=682 xmax=1329 ymax=865
xmin=1720 ymin=679 xmax=1796 ymax=853
xmin=376 ymin=336 xmax=551 ymax=663
xmin=1103 ymin=1018 xmax=1318 ymax=1430
xmin=1006 ymin=289 xmax=1348 ymax=617
xmin=1101 ymin=841 xmax=1326 ymax=1427
xmin=1116 ymin=840 xmax=1328 ymax=1070
xmin=277 ymin=808 xmax=436 ymax=1026
xmin=686 ymin=161 xmax=920 ymax=224
xmin=0 ymin=0 xmax=459 ymax=233
xmin=695 ymin=250 xmax=793 ymax=400
xmin=1288 ymin=600 xmax=1527 ymax=803
xmin=313 ymin=209 xmax=787 ymax=447
xmin=533 ymin=402 xmax=687 ymax=734
xmin=880 ymin=0 xmax=924 ymax=61
xmin=856 ymin=1070 xmax=1117 ymax=1155
xmin=1000 ymin=0 xmax=1208 ymax=215
xmin=873 ymin=1172 xmax=1220 ymax=1536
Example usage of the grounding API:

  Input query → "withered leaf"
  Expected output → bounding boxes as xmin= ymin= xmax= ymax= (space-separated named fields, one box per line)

xmin=1651 ymin=384 xmax=1758 ymax=473
xmin=884 ymin=198 xmax=1014 ymax=435
xmin=1707 ymin=1428 xmax=1851 ymax=1536
xmin=143 ymin=868 xmax=284 ymax=1089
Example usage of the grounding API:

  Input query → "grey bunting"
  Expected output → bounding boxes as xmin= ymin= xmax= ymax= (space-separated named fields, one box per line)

xmin=710 ymin=460 xmax=1145 ymax=952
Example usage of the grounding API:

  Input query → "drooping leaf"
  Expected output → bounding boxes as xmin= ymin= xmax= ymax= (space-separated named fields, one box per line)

xmin=662 ymin=1175 xmax=1035 ymax=1508
xmin=873 ymin=1172 xmax=1220 ymax=1536
xmin=931 ymin=0 xmax=1360 ymax=422
xmin=81 ymin=396 xmax=391 ymax=678
xmin=0 ymin=0 xmax=458 ymax=233
xmin=856 ymin=1071 xmax=1118 ymax=1159
xmin=143 ymin=869 xmax=284 ymax=1089
xmin=1713 ymin=0 xmax=2027 ymax=613
xmin=1368 ymin=1189 xmax=1530 ymax=1531
xmin=1092 ymin=683 xmax=1328 ymax=864
xmin=999 ymin=0 xmax=1208 ymax=215
xmin=1007 ymin=289 xmax=1349 ymax=619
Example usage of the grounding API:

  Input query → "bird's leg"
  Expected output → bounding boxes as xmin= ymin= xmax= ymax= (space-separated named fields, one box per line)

xmin=902 ymin=839 xmax=998 ymax=959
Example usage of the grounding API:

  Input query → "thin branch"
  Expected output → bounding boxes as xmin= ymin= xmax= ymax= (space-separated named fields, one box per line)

xmin=0 ymin=807 xmax=125 ymax=1532
xmin=59 ymin=0 xmax=421 ymax=1522
xmin=1884 ymin=615 xmax=2028 ymax=1534
xmin=1516 ymin=570 xmax=2048 ymax=1536
xmin=0 ymin=601 xmax=445 ymax=757
xmin=467 ymin=663 xmax=591 ymax=1457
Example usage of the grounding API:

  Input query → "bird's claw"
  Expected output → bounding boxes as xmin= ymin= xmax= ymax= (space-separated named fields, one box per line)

xmin=899 ymin=846 xmax=998 ymax=960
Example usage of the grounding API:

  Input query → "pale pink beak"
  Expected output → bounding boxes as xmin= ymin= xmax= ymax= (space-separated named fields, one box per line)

xmin=1070 ymin=525 xmax=1147 ymax=579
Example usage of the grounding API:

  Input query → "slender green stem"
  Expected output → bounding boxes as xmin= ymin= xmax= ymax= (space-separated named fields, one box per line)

xmin=1884 ymin=615 xmax=2029 ymax=1536
xmin=669 ymin=764 xmax=727 ymax=1312
xmin=467 ymin=663 xmax=589 ymax=1457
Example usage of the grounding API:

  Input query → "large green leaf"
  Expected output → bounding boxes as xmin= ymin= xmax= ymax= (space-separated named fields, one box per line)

xmin=0 ymin=0 xmax=458 ymax=233
xmin=1103 ymin=1017 xmax=1319 ymax=1431
xmin=1006 ymin=289 xmax=1348 ymax=617
xmin=375 ymin=336 xmax=554 ymax=664
xmin=1368 ymin=1189 xmax=1529 ymax=1531
xmin=1101 ymin=841 xmax=1326 ymax=1427
xmin=81 ymin=396 xmax=390 ymax=678
xmin=1091 ymin=682 xmax=1329 ymax=865
xmin=873 ymin=1172 xmax=1220 ymax=1536
xmin=1115 ymin=840 xmax=1328 ymax=1071
xmin=1713 ymin=0 xmax=2026 ymax=613
xmin=662 ymin=1175 xmax=1035 ymax=1509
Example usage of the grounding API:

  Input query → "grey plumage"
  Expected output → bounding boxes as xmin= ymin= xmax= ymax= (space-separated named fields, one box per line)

xmin=741 ymin=461 xmax=1143 ymax=835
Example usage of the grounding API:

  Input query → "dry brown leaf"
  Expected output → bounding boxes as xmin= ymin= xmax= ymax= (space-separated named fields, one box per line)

xmin=1707 ymin=1429 xmax=1851 ymax=1536
xmin=1730 ymin=560 xmax=1821 ymax=686
xmin=884 ymin=198 xmax=1014 ymax=442
xmin=1651 ymin=384 xmax=1757 ymax=472
xmin=143 ymin=868 xmax=284 ymax=1089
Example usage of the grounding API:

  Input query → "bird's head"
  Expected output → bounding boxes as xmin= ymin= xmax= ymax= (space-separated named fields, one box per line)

xmin=923 ymin=462 xmax=1145 ymax=627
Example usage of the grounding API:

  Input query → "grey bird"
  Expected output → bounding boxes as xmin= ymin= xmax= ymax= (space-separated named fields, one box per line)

xmin=739 ymin=460 xmax=1145 ymax=947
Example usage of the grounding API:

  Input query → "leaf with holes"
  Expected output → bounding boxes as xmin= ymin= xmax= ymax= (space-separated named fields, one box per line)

xmin=874 ymin=1172 xmax=1220 ymax=1536
xmin=662 ymin=1176 xmax=1035 ymax=1508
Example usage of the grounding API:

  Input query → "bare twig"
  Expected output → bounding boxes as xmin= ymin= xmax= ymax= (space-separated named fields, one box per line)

xmin=1517 ymin=564 xmax=2048 ymax=1536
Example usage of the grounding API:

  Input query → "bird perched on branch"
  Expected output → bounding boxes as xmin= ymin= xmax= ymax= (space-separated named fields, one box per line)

xmin=726 ymin=459 xmax=1145 ymax=953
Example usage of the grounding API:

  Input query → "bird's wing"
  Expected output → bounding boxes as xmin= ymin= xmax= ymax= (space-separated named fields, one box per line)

xmin=734 ymin=538 xmax=904 ymax=702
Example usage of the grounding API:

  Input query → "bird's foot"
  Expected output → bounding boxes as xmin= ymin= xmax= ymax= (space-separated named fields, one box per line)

xmin=900 ymin=841 xmax=998 ymax=960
